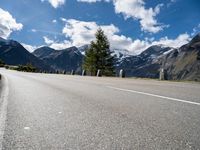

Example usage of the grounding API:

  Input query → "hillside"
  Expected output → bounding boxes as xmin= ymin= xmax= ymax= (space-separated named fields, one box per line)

xmin=161 ymin=33 xmax=200 ymax=81
xmin=117 ymin=45 xmax=174 ymax=78
xmin=117 ymin=34 xmax=200 ymax=81
xmin=1 ymin=33 xmax=200 ymax=81
xmin=33 ymin=46 xmax=83 ymax=73
xmin=0 ymin=38 xmax=53 ymax=71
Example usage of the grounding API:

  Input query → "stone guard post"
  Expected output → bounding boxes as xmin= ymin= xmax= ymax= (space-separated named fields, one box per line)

xmin=96 ymin=69 xmax=102 ymax=77
xmin=159 ymin=68 xmax=165 ymax=80
xmin=82 ymin=70 xmax=86 ymax=76
xmin=71 ymin=70 xmax=75 ymax=75
xmin=119 ymin=69 xmax=125 ymax=78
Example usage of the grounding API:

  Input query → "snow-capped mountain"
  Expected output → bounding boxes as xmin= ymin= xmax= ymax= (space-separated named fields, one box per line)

xmin=1 ymin=33 xmax=200 ymax=81
xmin=77 ymin=44 xmax=135 ymax=61
xmin=112 ymin=48 xmax=135 ymax=61
xmin=77 ymin=45 xmax=89 ymax=55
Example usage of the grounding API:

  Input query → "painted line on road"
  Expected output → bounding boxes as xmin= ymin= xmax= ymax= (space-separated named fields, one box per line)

xmin=0 ymin=76 xmax=9 ymax=150
xmin=24 ymin=127 xmax=30 ymax=130
xmin=107 ymin=86 xmax=200 ymax=106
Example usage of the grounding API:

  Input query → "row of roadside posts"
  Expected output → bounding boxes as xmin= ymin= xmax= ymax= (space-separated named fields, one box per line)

xmin=159 ymin=68 xmax=166 ymax=80
xmin=46 ymin=68 xmax=166 ymax=80
xmin=69 ymin=69 xmax=126 ymax=78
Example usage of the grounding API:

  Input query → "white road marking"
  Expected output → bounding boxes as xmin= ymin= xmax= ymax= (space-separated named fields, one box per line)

xmin=107 ymin=86 xmax=200 ymax=106
xmin=0 ymin=76 xmax=9 ymax=150
xmin=24 ymin=127 xmax=30 ymax=130
xmin=58 ymin=112 xmax=62 ymax=114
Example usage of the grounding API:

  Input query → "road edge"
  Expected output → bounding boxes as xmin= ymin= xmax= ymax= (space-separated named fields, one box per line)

xmin=0 ymin=75 xmax=9 ymax=150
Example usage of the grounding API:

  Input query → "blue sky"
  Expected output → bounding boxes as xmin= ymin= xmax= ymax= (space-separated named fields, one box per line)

xmin=0 ymin=0 xmax=200 ymax=53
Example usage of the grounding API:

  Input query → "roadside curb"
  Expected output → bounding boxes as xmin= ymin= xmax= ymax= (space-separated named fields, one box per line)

xmin=0 ymin=74 xmax=9 ymax=150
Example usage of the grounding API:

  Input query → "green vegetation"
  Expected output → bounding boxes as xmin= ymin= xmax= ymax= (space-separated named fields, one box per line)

xmin=16 ymin=64 xmax=37 ymax=72
xmin=5 ymin=64 xmax=37 ymax=72
xmin=0 ymin=59 xmax=5 ymax=67
xmin=83 ymin=28 xmax=116 ymax=76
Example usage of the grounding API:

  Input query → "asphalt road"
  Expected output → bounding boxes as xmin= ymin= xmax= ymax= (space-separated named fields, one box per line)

xmin=0 ymin=69 xmax=200 ymax=150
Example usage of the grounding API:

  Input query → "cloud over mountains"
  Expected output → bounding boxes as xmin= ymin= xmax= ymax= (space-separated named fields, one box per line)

xmin=77 ymin=0 xmax=167 ymax=33
xmin=41 ymin=18 xmax=190 ymax=54
xmin=41 ymin=0 xmax=65 ymax=8
xmin=0 ymin=8 xmax=23 ymax=39
xmin=0 ymin=0 xmax=194 ymax=55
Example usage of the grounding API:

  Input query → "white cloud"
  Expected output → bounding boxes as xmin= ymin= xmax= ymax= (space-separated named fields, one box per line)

xmin=31 ymin=28 xmax=61 ymax=35
xmin=77 ymin=0 xmax=110 ymax=2
xmin=23 ymin=36 xmax=72 ymax=51
xmin=50 ymin=40 xmax=72 ymax=50
xmin=43 ymin=36 xmax=72 ymax=50
xmin=60 ymin=17 xmax=67 ymax=22
xmin=62 ymin=19 xmax=130 ymax=49
xmin=120 ymin=33 xmax=190 ymax=54
xmin=77 ymin=0 xmax=166 ymax=33
xmin=167 ymin=0 xmax=177 ymax=7
xmin=21 ymin=43 xmax=38 ymax=52
xmin=152 ymin=33 xmax=191 ymax=48
xmin=31 ymin=29 xmax=37 ymax=32
xmin=43 ymin=36 xmax=54 ymax=44
xmin=52 ymin=19 xmax=57 ymax=23
xmin=191 ymin=23 xmax=200 ymax=36
xmin=63 ymin=19 xmax=101 ymax=46
xmin=0 ymin=8 xmax=23 ymax=39
xmin=61 ymin=19 xmax=191 ymax=54
xmin=37 ymin=19 xmax=189 ymax=54
xmin=112 ymin=0 xmax=166 ymax=33
xmin=41 ymin=0 xmax=65 ymax=8
xmin=113 ymin=33 xmax=190 ymax=54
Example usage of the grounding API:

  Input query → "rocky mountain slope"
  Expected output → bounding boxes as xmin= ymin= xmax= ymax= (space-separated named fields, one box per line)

xmin=33 ymin=46 xmax=83 ymax=73
xmin=117 ymin=45 xmax=174 ymax=78
xmin=160 ymin=33 xmax=200 ymax=81
xmin=1 ymin=33 xmax=200 ymax=81
xmin=117 ymin=33 xmax=200 ymax=81
xmin=0 ymin=38 xmax=53 ymax=71
xmin=33 ymin=46 xmax=55 ymax=59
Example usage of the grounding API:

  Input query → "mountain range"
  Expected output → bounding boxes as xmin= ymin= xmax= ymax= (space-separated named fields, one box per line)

xmin=0 ymin=33 xmax=200 ymax=81
xmin=116 ymin=45 xmax=175 ymax=78
xmin=33 ymin=46 xmax=83 ymax=73
xmin=0 ymin=37 xmax=52 ymax=71
xmin=160 ymin=34 xmax=200 ymax=81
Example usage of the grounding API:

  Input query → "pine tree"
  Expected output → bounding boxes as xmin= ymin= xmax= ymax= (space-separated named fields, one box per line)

xmin=83 ymin=41 xmax=97 ymax=76
xmin=83 ymin=28 xmax=116 ymax=76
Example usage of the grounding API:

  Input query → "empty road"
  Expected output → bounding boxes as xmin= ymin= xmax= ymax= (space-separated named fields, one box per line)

xmin=0 ymin=69 xmax=200 ymax=149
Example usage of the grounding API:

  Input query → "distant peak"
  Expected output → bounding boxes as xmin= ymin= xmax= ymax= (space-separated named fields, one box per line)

xmin=0 ymin=37 xmax=7 ymax=42
xmin=190 ymin=33 xmax=200 ymax=45
xmin=194 ymin=33 xmax=200 ymax=38
xmin=63 ymin=46 xmax=78 ymax=51
xmin=38 ymin=46 xmax=53 ymax=49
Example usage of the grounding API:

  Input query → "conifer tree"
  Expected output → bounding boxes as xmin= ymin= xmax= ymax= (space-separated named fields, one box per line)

xmin=83 ymin=41 xmax=97 ymax=76
xmin=83 ymin=28 xmax=116 ymax=76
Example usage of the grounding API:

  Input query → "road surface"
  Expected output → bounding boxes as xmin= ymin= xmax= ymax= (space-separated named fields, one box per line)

xmin=0 ymin=69 xmax=200 ymax=149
